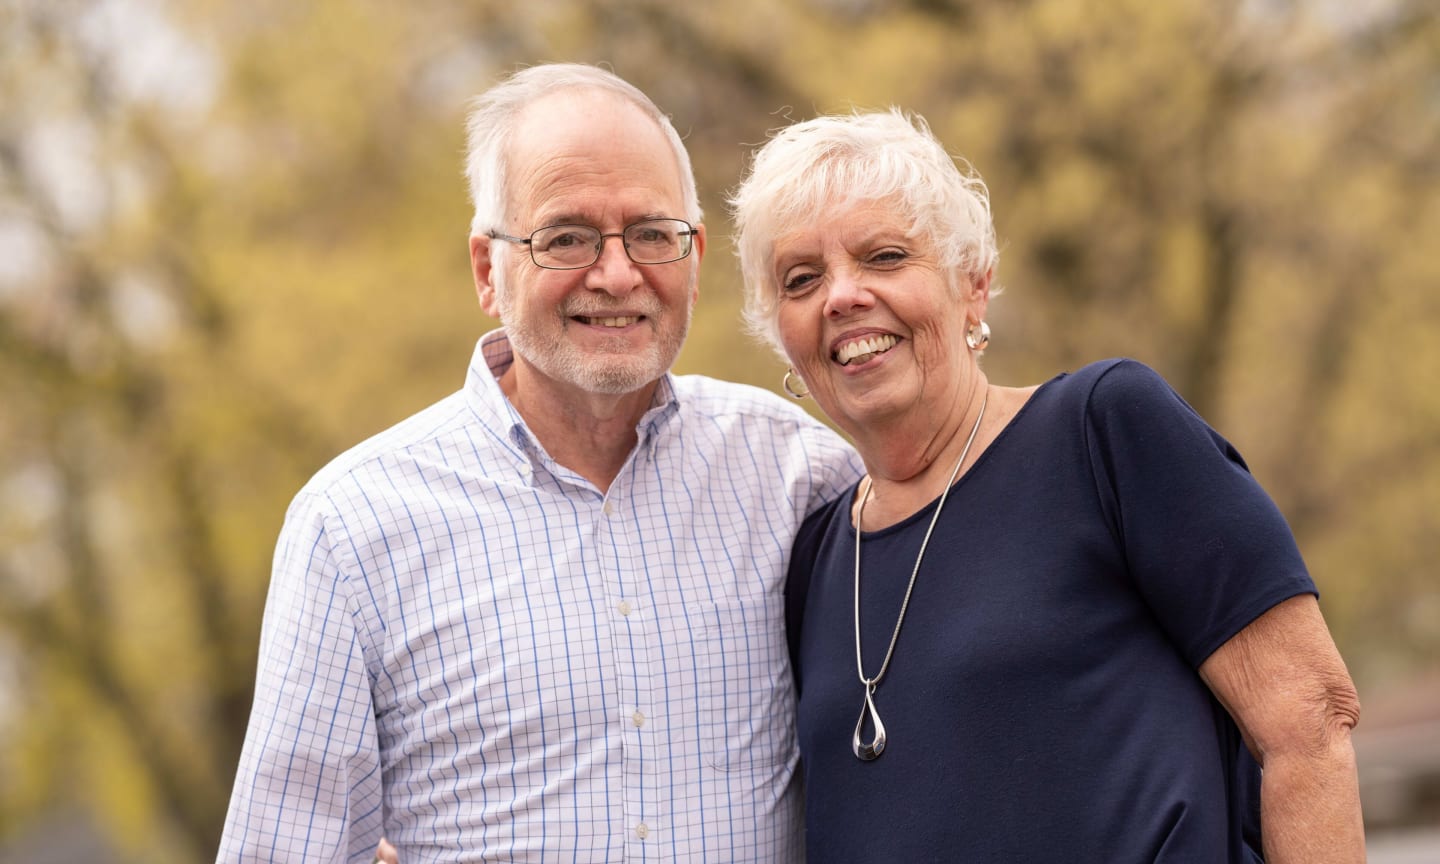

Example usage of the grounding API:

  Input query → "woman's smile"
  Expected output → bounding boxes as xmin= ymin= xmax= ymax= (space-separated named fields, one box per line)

xmin=834 ymin=333 xmax=900 ymax=366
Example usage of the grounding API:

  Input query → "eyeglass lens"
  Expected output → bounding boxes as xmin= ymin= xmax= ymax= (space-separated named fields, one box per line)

xmin=530 ymin=219 xmax=692 ymax=268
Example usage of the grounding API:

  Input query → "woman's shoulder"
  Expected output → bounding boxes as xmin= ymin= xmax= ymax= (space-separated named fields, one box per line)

xmin=1042 ymin=357 xmax=1185 ymax=413
xmin=1065 ymin=356 xmax=1165 ymax=388
xmin=790 ymin=484 xmax=858 ymax=578
xmin=795 ymin=484 xmax=856 ymax=547
xmin=1003 ymin=359 xmax=1205 ymax=452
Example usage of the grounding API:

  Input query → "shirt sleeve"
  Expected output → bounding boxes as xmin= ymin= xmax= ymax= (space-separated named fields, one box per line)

xmin=216 ymin=490 xmax=385 ymax=864
xmin=1082 ymin=359 xmax=1316 ymax=668
xmin=797 ymin=419 xmax=864 ymax=519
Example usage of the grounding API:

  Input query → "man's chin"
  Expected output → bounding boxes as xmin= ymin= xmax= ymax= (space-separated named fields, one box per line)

xmin=532 ymin=347 xmax=666 ymax=396
xmin=507 ymin=326 xmax=681 ymax=397
xmin=571 ymin=362 xmax=666 ymax=395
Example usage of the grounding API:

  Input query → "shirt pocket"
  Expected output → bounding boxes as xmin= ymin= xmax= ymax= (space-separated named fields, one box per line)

xmin=689 ymin=598 xmax=799 ymax=772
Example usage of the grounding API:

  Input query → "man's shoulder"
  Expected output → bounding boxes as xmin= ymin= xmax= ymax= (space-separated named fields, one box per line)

xmin=669 ymin=374 xmax=831 ymax=432
xmin=294 ymin=390 xmax=474 ymax=501
xmin=666 ymin=373 xmax=863 ymax=514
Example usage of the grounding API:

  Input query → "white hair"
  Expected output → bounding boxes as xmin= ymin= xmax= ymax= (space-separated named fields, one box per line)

xmin=728 ymin=108 xmax=999 ymax=359
xmin=464 ymin=63 xmax=702 ymax=237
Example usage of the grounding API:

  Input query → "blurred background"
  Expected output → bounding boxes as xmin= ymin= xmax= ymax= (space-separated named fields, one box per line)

xmin=1 ymin=0 xmax=1436 ymax=861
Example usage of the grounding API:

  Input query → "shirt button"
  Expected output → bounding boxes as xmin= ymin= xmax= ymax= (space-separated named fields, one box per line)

xmin=636 ymin=823 xmax=649 ymax=840
xmin=632 ymin=710 xmax=645 ymax=727
xmin=617 ymin=600 xmax=632 ymax=616
xmin=602 ymin=501 xmax=615 ymax=516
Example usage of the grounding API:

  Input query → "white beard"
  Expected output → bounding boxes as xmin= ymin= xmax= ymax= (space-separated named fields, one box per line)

xmin=493 ymin=264 xmax=695 ymax=396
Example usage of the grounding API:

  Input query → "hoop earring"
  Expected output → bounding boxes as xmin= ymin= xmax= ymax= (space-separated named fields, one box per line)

xmin=782 ymin=368 xmax=810 ymax=399
xmin=965 ymin=320 xmax=991 ymax=352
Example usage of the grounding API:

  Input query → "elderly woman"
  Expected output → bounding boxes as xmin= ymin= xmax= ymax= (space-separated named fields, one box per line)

xmin=729 ymin=109 xmax=1364 ymax=862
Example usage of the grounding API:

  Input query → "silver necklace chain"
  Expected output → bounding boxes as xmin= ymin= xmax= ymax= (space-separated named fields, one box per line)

xmin=852 ymin=392 xmax=987 ymax=761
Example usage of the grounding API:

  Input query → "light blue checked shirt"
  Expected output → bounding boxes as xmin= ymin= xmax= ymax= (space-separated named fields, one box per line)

xmin=218 ymin=330 xmax=863 ymax=863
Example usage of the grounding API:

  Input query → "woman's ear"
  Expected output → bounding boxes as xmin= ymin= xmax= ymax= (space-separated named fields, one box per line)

xmin=967 ymin=267 xmax=994 ymax=321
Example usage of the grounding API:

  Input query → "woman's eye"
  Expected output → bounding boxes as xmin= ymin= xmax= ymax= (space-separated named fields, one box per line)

xmin=870 ymin=249 xmax=907 ymax=265
xmin=782 ymin=272 xmax=819 ymax=294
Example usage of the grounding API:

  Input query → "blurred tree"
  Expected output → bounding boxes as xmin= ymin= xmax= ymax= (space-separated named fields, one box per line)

xmin=0 ymin=1 xmax=340 ymax=859
xmin=0 ymin=0 xmax=1434 ymax=859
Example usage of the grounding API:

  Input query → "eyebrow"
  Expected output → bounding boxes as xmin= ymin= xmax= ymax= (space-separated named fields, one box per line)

xmin=772 ymin=229 xmax=914 ymax=271
xmin=532 ymin=212 xmax=673 ymax=229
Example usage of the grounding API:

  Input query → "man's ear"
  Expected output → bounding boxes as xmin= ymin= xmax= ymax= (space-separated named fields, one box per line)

xmin=471 ymin=234 xmax=501 ymax=317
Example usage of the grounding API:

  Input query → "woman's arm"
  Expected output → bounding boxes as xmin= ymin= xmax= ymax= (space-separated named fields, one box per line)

xmin=1199 ymin=594 xmax=1364 ymax=863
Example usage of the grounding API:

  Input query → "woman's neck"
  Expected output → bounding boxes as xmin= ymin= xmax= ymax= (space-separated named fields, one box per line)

xmin=850 ymin=380 xmax=1041 ymax=531
xmin=850 ymin=377 xmax=990 ymax=530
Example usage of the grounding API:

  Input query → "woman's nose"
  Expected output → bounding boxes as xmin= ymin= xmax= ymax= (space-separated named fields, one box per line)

xmin=822 ymin=270 xmax=874 ymax=318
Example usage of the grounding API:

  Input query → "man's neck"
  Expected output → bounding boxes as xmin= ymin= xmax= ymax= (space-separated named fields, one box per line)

xmin=498 ymin=363 xmax=660 ymax=493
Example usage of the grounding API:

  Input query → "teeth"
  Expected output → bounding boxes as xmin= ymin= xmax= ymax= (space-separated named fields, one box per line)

xmin=580 ymin=316 xmax=640 ymax=328
xmin=836 ymin=334 xmax=898 ymax=365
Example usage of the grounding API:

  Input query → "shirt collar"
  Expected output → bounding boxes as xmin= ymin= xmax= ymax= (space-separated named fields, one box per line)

xmin=465 ymin=328 xmax=681 ymax=486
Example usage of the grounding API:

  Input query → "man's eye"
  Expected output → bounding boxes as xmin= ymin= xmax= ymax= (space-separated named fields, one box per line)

xmin=547 ymin=232 xmax=587 ymax=248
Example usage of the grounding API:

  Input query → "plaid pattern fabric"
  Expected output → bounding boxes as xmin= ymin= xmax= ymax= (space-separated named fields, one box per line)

xmin=217 ymin=330 xmax=862 ymax=863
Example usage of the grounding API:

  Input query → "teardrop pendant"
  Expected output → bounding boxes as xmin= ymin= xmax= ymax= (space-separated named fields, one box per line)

xmin=852 ymin=685 xmax=887 ymax=761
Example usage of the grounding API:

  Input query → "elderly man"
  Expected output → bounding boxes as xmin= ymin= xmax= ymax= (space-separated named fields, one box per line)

xmin=217 ymin=64 xmax=861 ymax=863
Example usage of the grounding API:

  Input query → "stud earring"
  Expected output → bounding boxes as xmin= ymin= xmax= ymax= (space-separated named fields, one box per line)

xmin=782 ymin=368 xmax=810 ymax=399
xmin=965 ymin=320 xmax=991 ymax=352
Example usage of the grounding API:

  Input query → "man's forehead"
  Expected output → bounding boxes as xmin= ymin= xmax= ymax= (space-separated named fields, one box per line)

xmin=509 ymin=90 xmax=667 ymax=165
xmin=505 ymin=91 xmax=685 ymax=226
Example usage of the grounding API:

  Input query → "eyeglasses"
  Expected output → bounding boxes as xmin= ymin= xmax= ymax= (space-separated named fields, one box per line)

xmin=488 ymin=218 xmax=698 ymax=270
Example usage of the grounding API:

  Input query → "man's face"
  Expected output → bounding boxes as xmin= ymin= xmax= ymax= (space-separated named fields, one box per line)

xmin=482 ymin=91 xmax=702 ymax=397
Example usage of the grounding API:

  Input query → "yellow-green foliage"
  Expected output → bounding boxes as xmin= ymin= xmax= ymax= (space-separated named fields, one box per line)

xmin=1 ymin=0 xmax=1436 ymax=859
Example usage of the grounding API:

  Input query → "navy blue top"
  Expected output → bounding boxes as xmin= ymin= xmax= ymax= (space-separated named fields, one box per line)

xmin=787 ymin=359 xmax=1315 ymax=863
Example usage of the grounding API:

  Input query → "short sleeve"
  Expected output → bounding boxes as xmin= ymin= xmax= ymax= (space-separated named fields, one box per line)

xmin=1082 ymin=360 xmax=1316 ymax=667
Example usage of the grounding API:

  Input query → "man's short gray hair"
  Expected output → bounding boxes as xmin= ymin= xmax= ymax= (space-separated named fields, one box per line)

xmin=464 ymin=63 xmax=702 ymax=237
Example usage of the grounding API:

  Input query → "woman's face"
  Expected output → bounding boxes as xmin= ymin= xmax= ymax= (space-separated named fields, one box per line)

xmin=772 ymin=199 xmax=987 ymax=438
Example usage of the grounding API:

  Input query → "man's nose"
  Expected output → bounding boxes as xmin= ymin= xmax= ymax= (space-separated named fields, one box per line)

xmin=585 ymin=234 xmax=641 ymax=294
